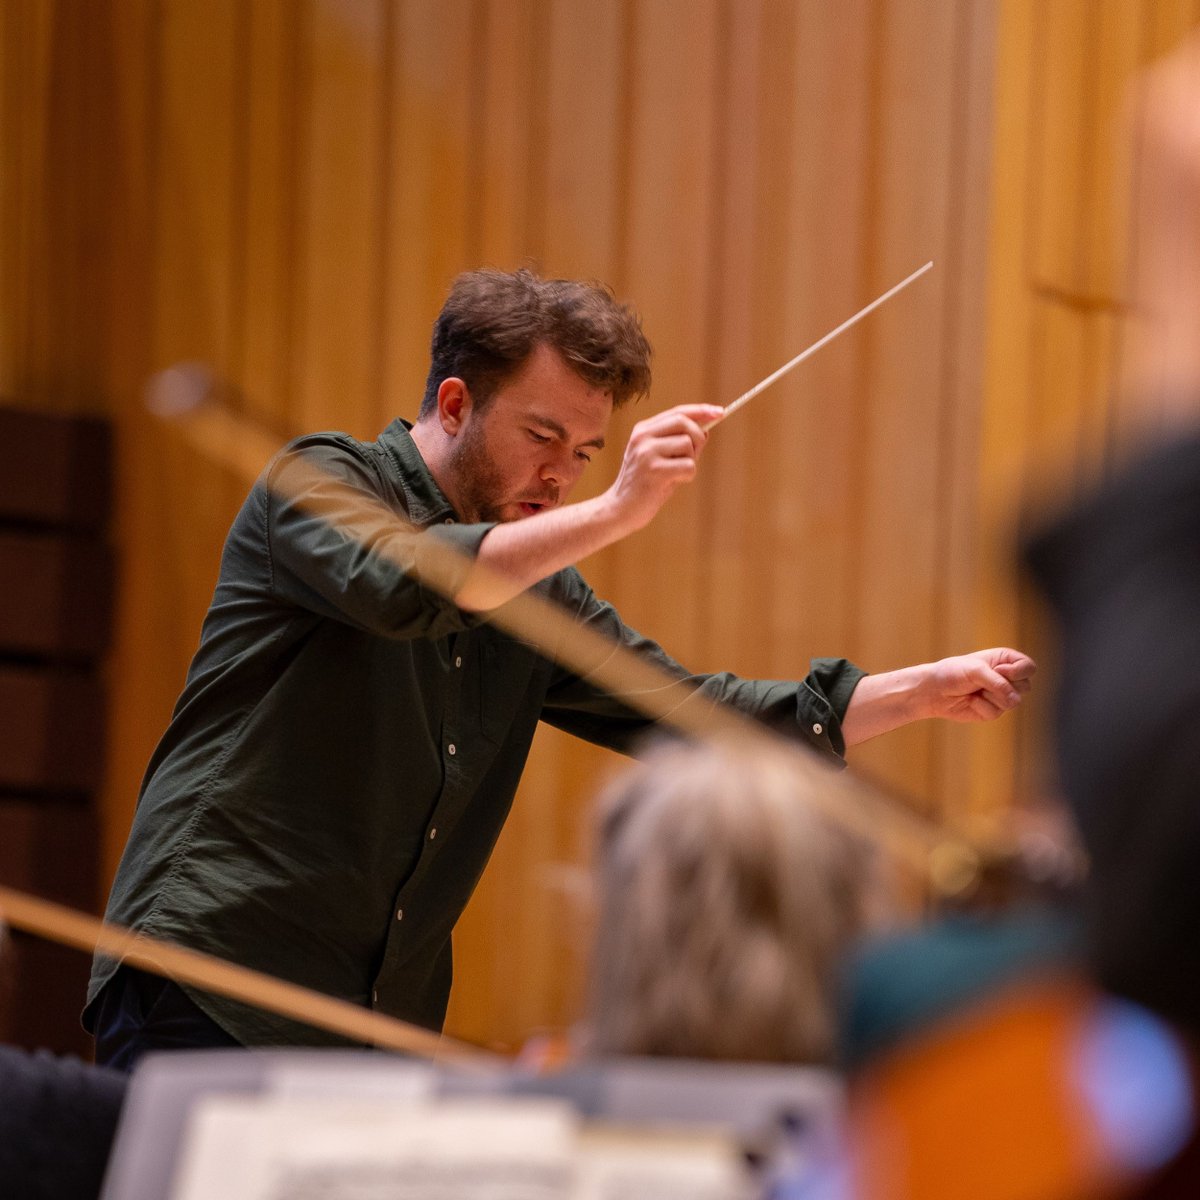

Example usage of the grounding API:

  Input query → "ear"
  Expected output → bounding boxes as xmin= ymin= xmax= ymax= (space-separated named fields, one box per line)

xmin=436 ymin=377 xmax=472 ymax=436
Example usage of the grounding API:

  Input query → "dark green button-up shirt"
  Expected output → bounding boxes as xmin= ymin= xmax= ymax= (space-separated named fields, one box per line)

xmin=87 ymin=419 xmax=864 ymax=1045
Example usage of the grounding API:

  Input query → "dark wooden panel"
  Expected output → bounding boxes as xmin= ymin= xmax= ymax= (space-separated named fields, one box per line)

xmin=0 ymin=530 xmax=113 ymax=660
xmin=0 ymin=800 xmax=99 ymax=1055
xmin=0 ymin=666 xmax=105 ymax=792
xmin=0 ymin=799 xmax=98 ymax=905
xmin=0 ymin=406 xmax=112 ymax=529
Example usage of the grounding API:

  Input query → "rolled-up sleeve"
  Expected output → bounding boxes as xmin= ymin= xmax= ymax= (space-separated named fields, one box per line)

xmin=265 ymin=440 xmax=496 ymax=640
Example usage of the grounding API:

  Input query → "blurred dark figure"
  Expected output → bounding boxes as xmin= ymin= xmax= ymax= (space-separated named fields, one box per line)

xmin=838 ymin=33 xmax=1200 ymax=1200
xmin=1027 ymin=31 xmax=1200 ymax=1040
xmin=0 ymin=925 xmax=125 ymax=1200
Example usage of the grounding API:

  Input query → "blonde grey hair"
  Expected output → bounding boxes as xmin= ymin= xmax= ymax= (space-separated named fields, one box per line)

xmin=586 ymin=737 xmax=883 ymax=1064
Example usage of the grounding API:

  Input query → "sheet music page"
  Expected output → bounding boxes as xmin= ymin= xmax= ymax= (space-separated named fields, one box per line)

xmin=170 ymin=1096 xmax=577 ymax=1200
xmin=170 ymin=1096 xmax=754 ymax=1200
xmin=576 ymin=1123 xmax=754 ymax=1200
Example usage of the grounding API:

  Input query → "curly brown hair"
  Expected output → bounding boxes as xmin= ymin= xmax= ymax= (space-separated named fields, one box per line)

xmin=419 ymin=268 xmax=652 ymax=417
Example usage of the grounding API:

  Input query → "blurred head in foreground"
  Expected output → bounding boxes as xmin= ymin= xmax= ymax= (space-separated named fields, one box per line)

xmin=586 ymin=737 xmax=884 ymax=1065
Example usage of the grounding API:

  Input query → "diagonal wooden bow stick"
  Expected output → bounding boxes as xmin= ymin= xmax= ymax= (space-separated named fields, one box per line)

xmin=0 ymin=885 xmax=495 ymax=1067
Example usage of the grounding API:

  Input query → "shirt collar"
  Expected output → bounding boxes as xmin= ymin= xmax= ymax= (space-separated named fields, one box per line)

xmin=377 ymin=418 xmax=459 ymax=526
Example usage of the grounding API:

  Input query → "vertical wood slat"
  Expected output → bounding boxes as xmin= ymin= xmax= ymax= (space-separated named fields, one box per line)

xmin=702 ymin=0 xmax=768 ymax=679
xmin=0 ymin=2 xmax=44 ymax=398
xmin=768 ymin=0 xmax=874 ymax=674
xmin=153 ymin=0 xmax=240 ymax=375
xmin=98 ymin=0 xmax=172 ymax=880
xmin=849 ymin=0 xmax=960 ymax=806
xmin=27 ymin=2 xmax=95 ymax=409
xmin=381 ymin=0 xmax=475 ymax=423
xmin=153 ymin=0 xmax=243 ymax=652
xmin=1031 ymin=0 xmax=1147 ymax=301
xmin=540 ymin=0 xmax=626 ymax=286
xmin=295 ymin=0 xmax=388 ymax=439
xmin=931 ymin=0 xmax=1002 ymax=821
xmin=237 ymin=0 xmax=302 ymax=427
xmin=1081 ymin=2 xmax=1149 ymax=306
xmin=473 ymin=0 xmax=543 ymax=270
xmin=612 ymin=0 xmax=722 ymax=669
xmin=972 ymin=0 xmax=1043 ymax=817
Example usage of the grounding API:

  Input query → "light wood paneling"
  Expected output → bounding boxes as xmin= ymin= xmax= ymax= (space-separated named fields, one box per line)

xmin=380 ymin=0 xmax=475 ymax=421
xmin=1030 ymin=0 xmax=1144 ymax=303
xmin=1 ymin=0 xmax=1081 ymax=1051
xmin=296 ymin=0 xmax=389 ymax=438
xmin=977 ymin=0 xmax=1200 ymax=817
xmin=608 ymin=0 xmax=721 ymax=671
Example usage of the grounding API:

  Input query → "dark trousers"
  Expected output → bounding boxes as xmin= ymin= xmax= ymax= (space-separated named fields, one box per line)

xmin=92 ymin=965 xmax=242 ymax=1073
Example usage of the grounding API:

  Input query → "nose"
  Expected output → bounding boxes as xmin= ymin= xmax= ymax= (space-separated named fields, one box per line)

xmin=540 ymin=447 xmax=582 ymax=489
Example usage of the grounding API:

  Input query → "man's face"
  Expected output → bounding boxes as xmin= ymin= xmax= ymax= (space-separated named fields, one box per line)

xmin=447 ymin=344 xmax=613 ymax=523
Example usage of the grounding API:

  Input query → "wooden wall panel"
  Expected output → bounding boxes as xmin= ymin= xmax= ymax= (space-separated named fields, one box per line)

xmin=471 ymin=0 xmax=545 ymax=268
xmin=851 ymin=1 xmax=975 ymax=808
xmin=380 ymin=0 xmax=475 ymax=422
xmin=154 ymin=1 xmax=241 ymax=377
xmin=1031 ymin=1 xmax=1145 ymax=303
xmin=541 ymin=0 xmax=626 ymax=287
xmin=0 ymin=0 xmax=110 ymax=412
xmin=3 ymin=0 xmax=1062 ymax=1052
xmin=930 ymin=0 xmax=1004 ymax=822
xmin=238 ymin=0 xmax=304 ymax=426
xmin=702 ymin=0 xmax=786 ymax=681
xmin=610 ymin=0 xmax=721 ymax=670
xmin=0 ymin=2 xmax=53 ymax=402
xmin=769 ymin=1 xmax=873 ymax=672
xmin=977 ymin=0 xmax=1200 ymax=820
xmin=295 ymin=0 xmax=389 ymax=438
xmin=153 ymin=1 xmax=245 ymax=654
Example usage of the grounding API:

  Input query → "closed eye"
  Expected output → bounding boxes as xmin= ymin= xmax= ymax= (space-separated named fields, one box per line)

xmin=527 ymin=430 xmax=551 ymax=445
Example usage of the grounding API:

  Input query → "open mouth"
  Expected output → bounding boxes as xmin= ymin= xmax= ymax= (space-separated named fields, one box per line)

xmin=516 ymin=498 xmax=557 ymax=517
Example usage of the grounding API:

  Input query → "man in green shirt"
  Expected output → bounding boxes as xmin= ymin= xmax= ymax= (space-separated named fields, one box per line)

xmin=87 ymin=268 xmax=1034 ymax=1067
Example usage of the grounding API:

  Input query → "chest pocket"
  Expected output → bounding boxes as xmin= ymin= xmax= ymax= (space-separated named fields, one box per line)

xmin=477 ymin=636 xmax=538 ymax=744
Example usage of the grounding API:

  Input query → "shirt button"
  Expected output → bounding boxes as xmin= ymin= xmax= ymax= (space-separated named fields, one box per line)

xmin=447 ymin=743 xmax=456 ymax=756
xmin=372 ymin=989 xmax=379 ymax=1004
xmin=455 ymin=656 xmax=462 ymax=668
xmin=396 ymin=908 xmax=404 ymax=922
xmin=429 ymin=828 xmax=438 ymax=841
xmin=813 ymin=723 xmax=823 ymax=735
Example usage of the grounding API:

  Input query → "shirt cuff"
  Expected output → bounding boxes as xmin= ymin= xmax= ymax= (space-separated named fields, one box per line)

xmin=804 ymin=656 xmax=867 ymax=759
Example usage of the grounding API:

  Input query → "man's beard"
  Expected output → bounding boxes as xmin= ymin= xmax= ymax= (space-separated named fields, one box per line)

xmin=448 ymin=418 xmax=512 ymax=524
